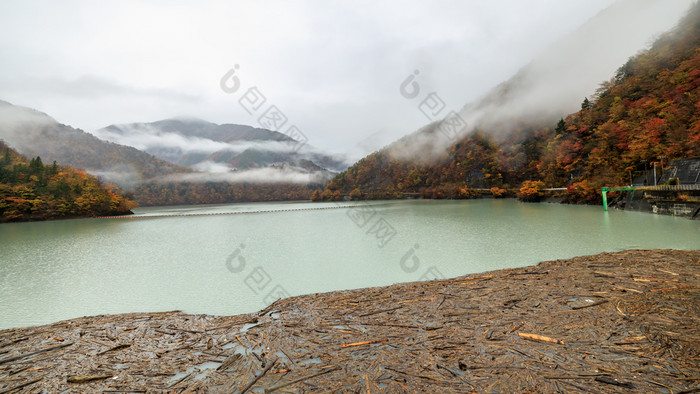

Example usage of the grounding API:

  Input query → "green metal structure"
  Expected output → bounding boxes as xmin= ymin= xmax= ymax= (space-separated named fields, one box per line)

xmin=600 ymin=186 xmax=636 ymax=212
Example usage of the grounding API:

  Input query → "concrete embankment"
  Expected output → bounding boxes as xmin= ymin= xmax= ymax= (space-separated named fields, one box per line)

xmin=612 ymin=188 xmax=700 ymax=219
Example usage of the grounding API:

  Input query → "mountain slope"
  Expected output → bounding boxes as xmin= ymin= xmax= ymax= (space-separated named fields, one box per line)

xmin=322 ymin=1 xmax=700 ymax=202
xmin=0 ymin=140 xmax=136 ymax=222
xmin=0 ymin=101 xmax=187 ymax=188
xmin=0 ymin=102 xmax=333 ymax=206
xmin=388 ymin=0 xmax=694 ymax=162
xmin=94 ymin=119 xmax=348 ymax=172
xmin=538 ymin=3 xmax=700 ymax=198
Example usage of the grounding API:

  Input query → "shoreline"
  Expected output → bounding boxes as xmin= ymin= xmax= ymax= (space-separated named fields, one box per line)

xmin=3 ymin=195 xmax=697 ymax=225
xmin=1 ymin=249 xmax=698 ymax=392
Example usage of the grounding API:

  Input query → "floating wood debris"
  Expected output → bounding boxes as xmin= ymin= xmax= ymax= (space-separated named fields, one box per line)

xmin=0 ymin=249 xmax=698 ymax=392
xmin=67 ymin=374 xmax=114 ymax=383
xmin=517 ymin=332 xmax=565 ymax=345
xmin=339 ymin=339 xmax=388 ymax=348
xmin=0 ymin=342 xmax=73 ymax=365
xmin=571 ymin=298 xmax=609 ymax=310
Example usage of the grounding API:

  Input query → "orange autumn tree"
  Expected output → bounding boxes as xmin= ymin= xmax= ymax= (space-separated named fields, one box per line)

xmin=518 ymin=181 xmax=546 ymax=202
xmin=0 ymin=141 xmax=136 ymax=222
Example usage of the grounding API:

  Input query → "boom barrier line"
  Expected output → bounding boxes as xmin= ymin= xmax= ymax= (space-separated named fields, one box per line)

xmin=95 ymin=203 xmax=389 ymax=220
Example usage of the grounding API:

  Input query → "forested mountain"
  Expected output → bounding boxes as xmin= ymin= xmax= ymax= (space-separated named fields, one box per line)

xmin=0 ymin=103 xmax=332 ymax=206
xmin=133 ymin=182 xmax=323 ymax=206
xmin=537 ymin=5 xmax=700 ymax=201
xmin=95 ymin=119 xmax=348 ymax=172
xmin=386 ymin=0 xmax=692 ymax=164
xmin=0 ymin=101 xmax=187 ymax=188
xmin=320 ymin=2 xmax=700 ymax=203
xmin=0 ymin=140 xmax=136 ymax=222
xmin=5 ymin=1 xmax=693 ymax=209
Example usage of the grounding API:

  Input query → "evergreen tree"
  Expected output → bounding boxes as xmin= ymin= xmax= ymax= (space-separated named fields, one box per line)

xmin=33 ymin=156 xmax=43 ymax=170
xmin=28 ymin=156 xmax=44 ymax=175
xmin=1 ymin=148 xmax=11 ymax=167
xmin=555 ymin=118 xmax=567 ymax=135
xmin=581 ymin=97 xmax=591 ymax=110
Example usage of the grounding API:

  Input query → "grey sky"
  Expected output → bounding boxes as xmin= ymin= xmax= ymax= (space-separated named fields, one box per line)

xmin=0 ymin=0 xmax=682 ymax=160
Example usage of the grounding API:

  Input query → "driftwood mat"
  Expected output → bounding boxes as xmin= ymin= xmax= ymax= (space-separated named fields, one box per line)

xmin=1 ymin=249 xmax=699 ymax=393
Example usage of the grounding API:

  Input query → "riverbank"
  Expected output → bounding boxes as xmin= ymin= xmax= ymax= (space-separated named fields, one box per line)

xmin=1 ymin=249 xmax=698 ymax=392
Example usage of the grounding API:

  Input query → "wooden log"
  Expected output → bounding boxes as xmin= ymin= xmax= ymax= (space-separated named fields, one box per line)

xmin=592 ymin=270 xmax=616 ymax=277
xmin=558 ymin=379 xmax=594 ymax=392
xmin=167 ymin=371 xmax=195 ymax=388
xmin=0 ymin=375 xmax=44 ymax=394
xmin=340 ymin=339 xmax=388 ymax=348
xmin=594 ymin=376 xmax=635 ymax=389
xmin=67 ymin=374 xmax=114 ymax=383
xmin=427 ymin=275 xmax=493 ymax=286
xmin=650 ymin=286 xmax=694 ymax=292
xmin=398 ymin=296 xmax=439 ymax=304
xmin=239 ymin=359 xmax=277 ymax=394
xmin=264 ymin=366 xmax=341 ymax=392
xmin=359 ymin=306 xmax=402 ymax=317
xmin=656 ymin=268 xmax=679 ymax=275
xmin=217 ymin=353 xmax=242 ymax=371
xmin=0 ymin=337 xmax=28 ymax=349
xmin=0 ymin=342 xmax=73 ymax=365
xmin=545 ymin=374 xmax=607 ymax=379
xmin=571 ymin=299 xmax=609 ymax=310
xmin=518 ymin=333 xmax=564 ymax=345
xmin=633 ymin=277 xmax=679 ymax=283
xmin=96 ymin=343 xmax=131 ymax=356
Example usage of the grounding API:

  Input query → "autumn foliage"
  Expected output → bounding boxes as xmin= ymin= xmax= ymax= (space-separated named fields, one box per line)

xmin=319 ymin=4 xmax=700 ymax=205
xmin=133 ymin=181 xmax=321 ymax=206
xmin=517 ymin=181 xmax=546 ymax=202
xmin=538 ymin=6 xmax=700 ymax=193
xmin=490 ymin=187 xmax=508 ymax=198
xmin=0 ymin=141 xmax=136 ymax=222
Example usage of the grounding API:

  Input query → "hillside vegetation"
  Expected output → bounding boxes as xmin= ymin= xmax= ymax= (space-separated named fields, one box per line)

xmin=320 ymin=3 xmax=700 ymax=203
xmin=0 ymin=100 xmax=187 ymax=188
xmin=0 ymin=141 xmax=136 ymax=222
xmin=0 ymin=103 xmax=332 ymax=206
xmin=97 ymin=119 xmax=347 ymax=172
xmin=133 ymin=181 xmax=322 ymax=206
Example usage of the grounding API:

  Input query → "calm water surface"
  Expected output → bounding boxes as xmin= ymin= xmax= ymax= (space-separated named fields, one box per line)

xmin=1 ymin=199 xmax=698 ymax=329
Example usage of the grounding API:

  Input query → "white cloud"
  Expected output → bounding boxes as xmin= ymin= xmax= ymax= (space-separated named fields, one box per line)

xmin=0 ymin=0 xmax=691 ymax=161
xmin=162 ymin=166 xmax=329 ymax=184
xmin=93 ymin=123 xmax=329 ymax=156
xmin=191 ymin=161 xmax=232 ymax=173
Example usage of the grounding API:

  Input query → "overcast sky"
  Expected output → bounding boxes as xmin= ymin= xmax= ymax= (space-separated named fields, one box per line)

xmin=0 ymin=0 xmax=662 ymax=160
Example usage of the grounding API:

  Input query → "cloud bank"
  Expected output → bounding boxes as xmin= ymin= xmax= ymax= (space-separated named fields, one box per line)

xmin=0 ymin=0 xmax=623 ymax=158
xmin=93 ymin=124 xmax=300 ymax=155
xmin=161 ymin=166 xmax=332 ymax=184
